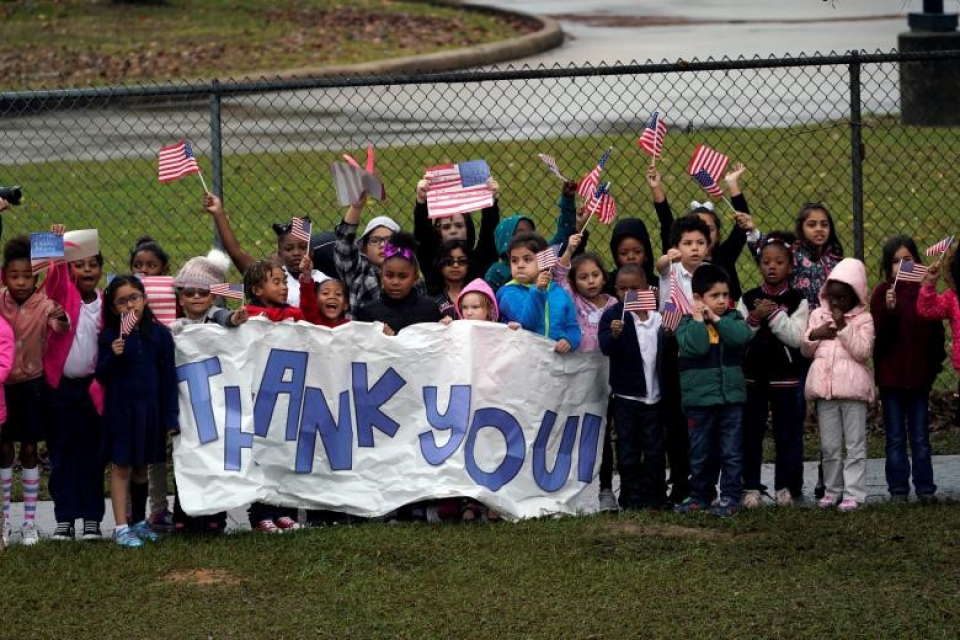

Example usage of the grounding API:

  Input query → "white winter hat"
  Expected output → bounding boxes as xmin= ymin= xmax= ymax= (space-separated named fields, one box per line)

xmin=361 ymin=216 xmax=400 ymax=242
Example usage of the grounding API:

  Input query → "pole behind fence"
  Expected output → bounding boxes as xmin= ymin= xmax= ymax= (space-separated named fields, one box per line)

xmin=209 ymin=78 xmax=224 ymax=250
xmin=849 ymin=52 xmax=865 ymax=261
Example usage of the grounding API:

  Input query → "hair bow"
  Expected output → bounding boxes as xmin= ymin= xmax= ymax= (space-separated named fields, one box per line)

xmin=755 ymin=235 xmax=794 ymax=258
xmin=689 ymin=200 xmax=715 ymax=212
xmin=383 ymin=241 xmax=414 ymax=262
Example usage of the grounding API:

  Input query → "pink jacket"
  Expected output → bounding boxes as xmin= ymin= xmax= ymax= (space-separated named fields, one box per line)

xmin=917 ymin=285 xmax=960 ymax=372
xmin=0 ymin=316 xmax=14 ymax=423
xmin=0 ymin=286 xmax=68 ymax=385
xmin=801 ymin=258 xmax=875 ymax=402
xmin=456 ymin=278 xmax=500 ymax=322
xmin=41 ymin=264 xmax=105 ymax=413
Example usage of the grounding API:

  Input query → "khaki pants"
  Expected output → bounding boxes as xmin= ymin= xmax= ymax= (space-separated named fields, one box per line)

xmin=817 ymin=399 xmax=867 ymax=503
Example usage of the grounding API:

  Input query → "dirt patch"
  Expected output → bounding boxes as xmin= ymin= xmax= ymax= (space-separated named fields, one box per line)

xmin=549 ymin=14 xmax=904 ymax=28
xmin=604 ymin=520 xmax=734 ymax=542
xmin=163 ymin=569 xmax=241 ymax=586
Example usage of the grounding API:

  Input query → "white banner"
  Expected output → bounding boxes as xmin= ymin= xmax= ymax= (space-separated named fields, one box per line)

xmin=173 ymin=318 xmax=609 ymax=520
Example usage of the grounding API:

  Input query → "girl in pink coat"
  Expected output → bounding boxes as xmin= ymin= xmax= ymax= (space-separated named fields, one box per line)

xmin=917 ymin=247 xmax=960 ymax=387
xmin=801 ymin=258 xmax=875 ymax=512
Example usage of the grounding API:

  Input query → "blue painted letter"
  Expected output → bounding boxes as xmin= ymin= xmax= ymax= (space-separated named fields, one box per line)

xmin=464 ymin=408 xmax=525 ymax=491
xmin=253 ymin=349 xmax=308 ymax=440
xmin=577 ymin=412 xmax=603 ymax=482
xmin=224 ymin=386 xmax=253 ymax=471
xmin=176 ymin=357 xmax=222 ymax=444
xmin=532 ymin=411 xmax=579 ymax=492
xmin=296 ymin=387 xmax=353 ymax=473
xmin=419 ymin=385 xmax=471 ymax=466
xmin=353 ymin=363 xmax=406 ymax=447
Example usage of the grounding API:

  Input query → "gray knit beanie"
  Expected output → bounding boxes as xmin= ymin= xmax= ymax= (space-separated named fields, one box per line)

xmin=174 ymin=249 xmax=231 ymax=288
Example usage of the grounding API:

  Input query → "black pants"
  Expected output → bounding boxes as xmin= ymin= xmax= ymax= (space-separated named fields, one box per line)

xmin=610 ymin=397 xmax=665 ymax=509
xmin=661 ymin=336 xmax=689 ymax=500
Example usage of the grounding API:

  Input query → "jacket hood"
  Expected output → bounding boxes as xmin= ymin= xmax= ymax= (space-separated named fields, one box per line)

xmin=819 ymin=257 xmax=868 ymax=312
xmin=609 ymin=217 xmax=656 ymax=285
xmin=456 ymin=278 xmax=499 ymax=322
xmin=494 ymin=214 xmax=534 ymax=258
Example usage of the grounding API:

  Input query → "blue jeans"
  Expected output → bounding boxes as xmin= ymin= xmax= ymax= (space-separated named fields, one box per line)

xmin=880 ymin=388 xmax=936 ymax=496
xmin=610 ymin=397 xmax=665 ymax=509
xmin=743 ymin=384 xmax=803 ymax=495
xmin=686 ymin=404 xmax=744 ymax=504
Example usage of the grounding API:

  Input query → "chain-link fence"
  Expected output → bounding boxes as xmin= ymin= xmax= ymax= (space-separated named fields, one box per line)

xmin=1 ymin=50 xmax=959 ymax=313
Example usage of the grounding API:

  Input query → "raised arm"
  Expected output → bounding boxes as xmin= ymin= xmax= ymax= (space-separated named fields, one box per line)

xmin=203 ymin=194 xmax=255 ymax=274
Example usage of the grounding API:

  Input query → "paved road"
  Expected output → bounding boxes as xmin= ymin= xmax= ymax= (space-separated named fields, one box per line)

xmin=3 ymin=1 xmax=918 ymax=166
xmin=4 ymin=454 xmax=958 ymax=543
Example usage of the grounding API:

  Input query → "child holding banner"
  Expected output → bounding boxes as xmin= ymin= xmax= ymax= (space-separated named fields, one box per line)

xmin=0 ymin=236 xmax=70 ymax=545
xmin=875 ymin=236 xmax=948 ymax=503
xmin=598 ymin=264 xmax=666 ymax=510
xmin=496 ymin=233 xmax=580 ymax=353
xmin=96 ymin=276 xmax=179 ymax=547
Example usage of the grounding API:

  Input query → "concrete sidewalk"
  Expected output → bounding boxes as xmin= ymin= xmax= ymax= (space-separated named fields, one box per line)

xmin=3 ymin=455 xmax=958 ymax=545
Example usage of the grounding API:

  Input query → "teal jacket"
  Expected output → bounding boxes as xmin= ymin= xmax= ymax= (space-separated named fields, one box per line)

xmin=483 ymin=194 xmax=577 ymax=292
xmin=675 ymin=310 xmax=752 ymax=409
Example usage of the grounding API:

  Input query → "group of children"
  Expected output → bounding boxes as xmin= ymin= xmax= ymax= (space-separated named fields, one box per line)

xmin=0 ymin=160 xmax=957 ymax=546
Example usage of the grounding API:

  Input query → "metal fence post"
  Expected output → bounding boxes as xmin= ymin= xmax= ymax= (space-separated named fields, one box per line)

xmin=849 ymin=52 xmax=865 ymax=261
xmin=209 ymin=78 xmax=224 ymax=249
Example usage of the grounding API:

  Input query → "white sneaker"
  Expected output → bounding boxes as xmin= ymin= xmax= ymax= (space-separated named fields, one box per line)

xmin=776 ymin=488 xmax=793 ymax=507
xmin=741 ymin=490 xmax=762 ymax=509
xmin=598 ymin=489 xmax=619 ymax=512
xmin=2 ymin=521 xmax=11 ymax=546
xmin=21 ymin=522 xmax=40 ymax=546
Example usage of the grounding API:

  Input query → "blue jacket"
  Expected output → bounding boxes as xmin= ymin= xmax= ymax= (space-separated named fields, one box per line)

xmin=497 ymin=280 xmax=581 ymax=350
xmin=598 ymin=303 xmax=662 ymax=398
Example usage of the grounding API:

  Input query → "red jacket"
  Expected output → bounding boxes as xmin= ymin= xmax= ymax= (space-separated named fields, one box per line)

xmin=244 ymin=280 xmax=323 ymax=324
xmin=871 ymin=280 xmax=945 ymax=390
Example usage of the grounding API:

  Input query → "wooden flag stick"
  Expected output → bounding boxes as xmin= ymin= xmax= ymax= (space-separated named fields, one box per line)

xmin=891 ymin=267 xmax=900 ymax=293
xmin=720 ymin=195 xmax=737 ymax=214
xmin=197 ymin=172 xmax=210 ymax=194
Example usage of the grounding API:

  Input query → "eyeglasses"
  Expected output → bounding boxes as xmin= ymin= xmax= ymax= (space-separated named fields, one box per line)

xmin=114 ymin=292 xmax=143 ymax=307
xmin=181 ymin=288 xmax=211 ymax=298
xmin=440 ymin=257 xmax=470 ymax=267
xmin=366 ymin=235 xmax=392 ymax=247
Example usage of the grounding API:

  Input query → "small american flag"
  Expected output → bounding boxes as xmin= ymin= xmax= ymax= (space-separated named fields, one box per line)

xmin=623 ymin=289 xmax=658 ymax=312
xmin=210 ymin=283 xmax=245 ymax=300
xmin=896 ymin=260 xmax=928 ymax=283
xmin=577 ymin=148 xmax=612 ymax=200
xmin=537 ymin=153 xmax=567 ymax=181
xmin=291 ymin=217 xmax=311 ymax=243
xmin=425 ymin=160 xmax=494 ymax=219
xmin=536 ymin=247 xmax=557 ymax=271
xmin=661 ymin=299 xmax=682 ymax=333
xmin=120 ymin=309 xmax=138 ymax=337
xmin=637 ymin=111 xmax=668 ymax=159
xmin=925 ymin=235 xmax=955 ymax=257
xmin=587 ymin=182 xmax=617 ymax=224
xmin=692 ymin=169 xmax=724 ymax=199
xmin=158 ymin=141 xmax=201 ymax=183
xmin=670 ymin=270 xmax=696 ymax=315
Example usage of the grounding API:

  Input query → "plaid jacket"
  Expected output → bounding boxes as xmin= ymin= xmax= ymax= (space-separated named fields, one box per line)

xmin=334 ymin=220 xmax=425 ymax=318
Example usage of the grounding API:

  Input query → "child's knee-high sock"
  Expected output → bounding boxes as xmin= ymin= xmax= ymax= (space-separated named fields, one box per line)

xmin=21 ymin=466 xmax=39 ymax=523
xmin=130 ymin=481 xmax=148 ymax=524
xmin=1 ymin=467 xmax=12 ymax=525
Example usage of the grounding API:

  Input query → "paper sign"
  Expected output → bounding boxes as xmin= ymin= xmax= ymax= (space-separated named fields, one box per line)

xmin=30 ymin=233 xmax=64 ymax=260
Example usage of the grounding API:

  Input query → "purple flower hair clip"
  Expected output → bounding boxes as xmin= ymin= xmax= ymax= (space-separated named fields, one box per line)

xmin=383 ymin=241 xmax=415 ymax=262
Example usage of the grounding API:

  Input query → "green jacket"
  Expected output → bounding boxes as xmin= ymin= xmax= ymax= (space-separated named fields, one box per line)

xmin=675 ymin=311 xmax=752 ymax=409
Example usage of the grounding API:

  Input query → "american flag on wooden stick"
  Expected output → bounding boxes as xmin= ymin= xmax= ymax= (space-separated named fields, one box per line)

xmin=925 ymin=235 xmax=954 ymax=257
xmin=692 ymin=169 xmax=724 ymax=199
xmin=687 ymin=144 xmax=729 ymax=198
xmin=577 ymin=147 xmax=612 ymax=200
xmin=158 ymin=141 xmax=201 ymax=183
xmin=623 ymin=289 xmax=658 ymax=312
xmin=291 ymin=217 xmax=311 ymax=243
xmin=120 ymin=310 xmax=138 ymax=337
xmin=895 ymin=260 xmax=928 ymax=283
xmin=587 ymin=182 xmax=617 ymax=224
xmin=536 ymin=247 xmax=558 ymax=271
xmin=537 ymin=153 xmax=567 ymax=181
xmin=637 ymin=111 xmax=668 ymax=159
xmin=210 ymin=283 xmax=245 ymax=300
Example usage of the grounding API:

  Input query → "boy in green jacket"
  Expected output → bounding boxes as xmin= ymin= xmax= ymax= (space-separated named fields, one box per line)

xmin=675 ymin=263 xmax=752 ymax=516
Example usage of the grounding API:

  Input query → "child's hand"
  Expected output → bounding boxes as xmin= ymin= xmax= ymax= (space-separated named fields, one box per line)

xmin=724 ymin=162 xmax=746 ymax=186
xmin=351 ymin=191 xmax=368 ymax=209
xmin=230 ymin=308 xmax=249 ymax=326
xmin=885 ymin=288 xmax=896 ymax=311
xmin=298 ymin=255 xmax=313 ymax=283
xmin=506 ymin=321 xmax=521 ymax=331
xmin=382 ymin=323 xmax=395 ymax=336
xmin=809 ymin=325 xmax=837 ymax=341
xmin=50 ymin=223 xmax=66 ymax=236
xmin=0 ymin=198 xmax=9 ymax=213
xmin=554 ymin=338 xmax=572 ymax=354
xmin=666 ymin=248 xmax=682 ymax=263
xmin=167 ymin=427 xmax=180 ymax=436
xmin=202 ymin=193 xmax=225 ymax=217
xmin=830 ymin=305 xmax=846 ymax=330
xmin=487 ymin=177 xmax=500 ymax=200
xmin=562 ymin=180 xmax=578 ymax=198
xmin=923 ymin=264 xmax=940 ymax=286
xmin=733 ymin=211 xmax=755 ymax=232
xmin=702 ymin=306 xmax=720 ymax=324
xmin=48 ymin=302 xmax=68 ymax=323
xmin=610 ymin=319 xmax=623 ymax=337
xmin=416 ymin=178 xmax=429 ymax=203
xmin=752 ymin=299 xmax=776 ymax=320
xmin=439 ymin=316 xmax=453 ymax=326
xmin=575 ymin=206 xmax=591 ymax=232
xmin=692 ymin=300 xmax=705 ymax=323
xmin=535 ymin=269 xmax=551 ymax=291
xmin=111 ymin=338 xmax=125 ymax=355
xmin=566 ymin=233 xmax=582 ymax=254
xmin=645 ymin=166 xmax=661 ymax=189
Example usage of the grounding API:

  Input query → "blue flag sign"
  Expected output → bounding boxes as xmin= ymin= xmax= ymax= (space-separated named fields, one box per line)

xmin=457 ymin=159 xmax=491 ymax=188
xmin=30 ymin=232 xmax=64 ymax=260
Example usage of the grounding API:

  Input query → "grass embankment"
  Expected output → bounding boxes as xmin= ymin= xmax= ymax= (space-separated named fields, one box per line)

xmin=0 ymin=0 xmax=533 ymax=88
xmin=0 ymin=507 xmax=957 ymax=637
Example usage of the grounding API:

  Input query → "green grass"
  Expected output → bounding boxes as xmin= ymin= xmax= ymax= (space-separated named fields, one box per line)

xmin=0 ymin=0 xmax=529 ymax=88
xmin=1 ymin=507 xmax=958 ymax=637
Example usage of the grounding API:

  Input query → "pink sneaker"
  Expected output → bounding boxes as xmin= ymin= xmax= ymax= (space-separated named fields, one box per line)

xmin=254 ymin=519 xmax=281 ymax=533
xmin=817 ymin=496 xmax=837 ymax=509
xmin=837 ymin=499 xmax=861 ymax=513
xmin=275 ymin=516 xmax=301 ymax=531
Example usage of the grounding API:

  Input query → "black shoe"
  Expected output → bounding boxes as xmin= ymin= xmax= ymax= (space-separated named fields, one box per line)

xmin=52 ymin=521 xmax=74 ymax=541
xmin=81 ymin=520 xmax=102 ymax=541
